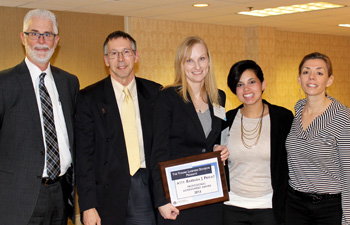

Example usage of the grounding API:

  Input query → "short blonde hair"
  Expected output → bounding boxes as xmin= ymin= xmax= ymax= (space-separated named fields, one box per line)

xmin=169 ymin=36 xmax=220 ymax=106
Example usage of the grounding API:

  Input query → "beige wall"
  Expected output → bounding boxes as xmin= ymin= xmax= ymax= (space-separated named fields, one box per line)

xmin=273 ymin=30 xmax=350 ymax=110
xmin=128 ymin=17 xmax=246 ymax=111
xmin=1 ymin=6 xmax=350 ymax=111
xmin=128 ymin=17 xmax=350 ymax=112
xmin=0 ymin=6 xmax=124 ymax=89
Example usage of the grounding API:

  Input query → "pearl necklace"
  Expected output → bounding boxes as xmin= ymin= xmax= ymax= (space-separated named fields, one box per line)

xmin=240 ymin=106 xmax=264 ymax=149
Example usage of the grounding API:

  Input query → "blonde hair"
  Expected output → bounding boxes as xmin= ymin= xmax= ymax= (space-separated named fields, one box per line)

xmin=168 ymin=36 xmax=220 ymax=106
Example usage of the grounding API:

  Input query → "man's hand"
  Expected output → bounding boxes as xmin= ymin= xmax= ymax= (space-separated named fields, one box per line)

xmin=83 ymin=208 xmax=101 ymax=225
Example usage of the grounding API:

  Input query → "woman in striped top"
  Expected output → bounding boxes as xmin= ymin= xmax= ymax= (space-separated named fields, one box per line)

xmin=286 ymin=52 xmax=350 ymax=225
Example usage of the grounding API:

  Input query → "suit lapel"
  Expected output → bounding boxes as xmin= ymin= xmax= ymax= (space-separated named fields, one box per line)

xmin=135 ymin=78 xmax=150 ymax=152
xmin=52 ymin=67 xmax=74 ymax=148
xmin=206 ymin=102 xmax=221 ymax=144
xmin=180 ymin=92 xmax=207 ymax=139
xmin=16 ymin=61 xmax=43 ymax=137
xmin=98 ymin=77 xmax=129 ymax=171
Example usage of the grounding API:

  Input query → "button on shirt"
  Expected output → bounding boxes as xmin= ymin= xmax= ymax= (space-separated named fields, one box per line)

xmin=25 ymin=58 xmax=72 ymax=177
xmin=111 ymin=77 xmax=146 ymax=168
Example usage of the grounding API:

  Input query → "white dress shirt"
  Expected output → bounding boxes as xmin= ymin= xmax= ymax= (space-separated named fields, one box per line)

xmin=25 ymin=57 xmax=72 ymax=177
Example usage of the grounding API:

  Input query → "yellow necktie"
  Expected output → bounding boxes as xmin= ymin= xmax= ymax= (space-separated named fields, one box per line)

xmin=122 ymin=87 xmax=141 ymax=176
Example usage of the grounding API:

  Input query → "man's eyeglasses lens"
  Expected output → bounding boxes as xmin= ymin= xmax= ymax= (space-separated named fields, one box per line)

xmin=107 ymin=49 xmax=134 ymax=59
xmin=24 ymin=32 xmax=56 ymax=41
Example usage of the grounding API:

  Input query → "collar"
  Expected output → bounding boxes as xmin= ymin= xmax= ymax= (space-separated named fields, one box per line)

xmin=111 ymin=76 xmax=137 ymax=98
xmin=294 ymin=97 xmax=341 ymax=140
xmin=25 ymin=57 xmax=52 ymax=80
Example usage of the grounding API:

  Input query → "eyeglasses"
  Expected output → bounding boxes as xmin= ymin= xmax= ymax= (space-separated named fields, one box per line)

xmin=106 ymin=49 xmax=134 ymax=59
xmin=23 ymin=31 xmax=57 ymax=41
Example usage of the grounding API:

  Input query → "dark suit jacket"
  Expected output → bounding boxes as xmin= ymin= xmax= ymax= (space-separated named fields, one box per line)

xmin=151 ymin=87 xmax=226 ymax=208
xmin=223 ymin=100 xmax=293 ymax=224
xmin=75 ymin=76 xmax=161 ymax=225
xmin=0 ymin=60 xmax=79 ymax=225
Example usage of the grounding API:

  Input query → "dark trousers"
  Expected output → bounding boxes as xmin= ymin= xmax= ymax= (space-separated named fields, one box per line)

xmin=126 ymin=168 xmax=156 ymax=225
xmin=156 ymin=202 xmax=222 ymax=225
xmin=27 ymin=179 xmax=67 ymax=225
xmin=286 ymin=187 xmax=342 ymax=225
xmin=223 ymin=204 xmax=277 ymax=225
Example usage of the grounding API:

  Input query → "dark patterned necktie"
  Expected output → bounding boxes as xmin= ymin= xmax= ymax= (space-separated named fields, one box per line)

xmin=39 ymin=73 xmax=60 ymax=180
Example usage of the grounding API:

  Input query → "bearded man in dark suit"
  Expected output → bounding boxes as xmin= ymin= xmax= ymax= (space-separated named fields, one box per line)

xmin=0 ymin=9 xmax=79 ymax=225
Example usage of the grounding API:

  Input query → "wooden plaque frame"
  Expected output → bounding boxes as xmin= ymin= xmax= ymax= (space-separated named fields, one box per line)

xmin=158 ymin=151 xmax=229 ymax=210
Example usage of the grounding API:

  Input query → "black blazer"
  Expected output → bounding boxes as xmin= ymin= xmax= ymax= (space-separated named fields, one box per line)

xmin=75 ymin=76 xmax=161 ymax=225
xmin=0 ymin=61 xmax=79 ymax=225
xmin=151 ymin=87 xmax=226 ymax=208
xmin=223 ymin=100 xmax=293 ymax=224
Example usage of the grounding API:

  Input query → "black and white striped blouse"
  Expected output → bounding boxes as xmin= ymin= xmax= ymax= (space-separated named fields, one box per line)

xmin=286 ymin=97 xmax=350 ymax=224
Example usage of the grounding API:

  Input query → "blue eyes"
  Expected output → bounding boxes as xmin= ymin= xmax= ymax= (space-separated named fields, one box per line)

xmin=185 ymin=56 xmax=208 ymax=65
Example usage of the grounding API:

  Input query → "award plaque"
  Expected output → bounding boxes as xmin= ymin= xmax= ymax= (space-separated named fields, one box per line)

xmin=158 ymin=151 xmax=229 ymax=210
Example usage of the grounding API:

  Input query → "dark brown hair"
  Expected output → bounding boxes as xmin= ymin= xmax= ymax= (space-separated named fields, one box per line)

xmin=298 ymin=52 xmax=332 ymax=76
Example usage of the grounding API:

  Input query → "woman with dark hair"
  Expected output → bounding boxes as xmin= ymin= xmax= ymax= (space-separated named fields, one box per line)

xmin=151 ymin=36 xmax=229 ymax=225
xmin=223 ymin=60 xmax=293 ymax=225
xmin=286 ymin=52 xmax=350 ymax=224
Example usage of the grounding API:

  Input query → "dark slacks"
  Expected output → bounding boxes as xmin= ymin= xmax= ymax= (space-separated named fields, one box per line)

xmin=156 ymin=202 xmax=222 ymax=225
xmin=285 ymin=187 xmax=342 ymax=225
xmin=126 ymin=168 xmax=156 ymax=225
xmin=27 ymin=179 xmax=67 ymax=225
xmin=223 ymin=204 xmax=277 ymax=225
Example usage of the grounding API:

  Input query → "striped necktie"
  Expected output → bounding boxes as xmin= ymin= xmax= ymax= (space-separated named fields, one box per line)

xmin=39 ymin=73 xmax=60 ymax=180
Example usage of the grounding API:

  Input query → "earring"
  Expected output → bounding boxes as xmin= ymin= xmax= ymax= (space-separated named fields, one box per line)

xmin=298 ymin=87 xmax=304 ymax=99
xmin=326 ymin=87 xmax=329 ymax=97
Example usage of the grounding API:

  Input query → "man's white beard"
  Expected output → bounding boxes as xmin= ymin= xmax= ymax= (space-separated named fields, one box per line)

xmin=25 ymin=43 xmax=55 ymax=64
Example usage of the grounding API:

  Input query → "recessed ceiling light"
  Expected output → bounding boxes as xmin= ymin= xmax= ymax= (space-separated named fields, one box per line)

xmin=339 ymin=24 xmax=350 ymax=27
xmin=193 ymin=3 xmax=209 ymax=8
xmin=238 ymin=2 xmax=345 ymax=17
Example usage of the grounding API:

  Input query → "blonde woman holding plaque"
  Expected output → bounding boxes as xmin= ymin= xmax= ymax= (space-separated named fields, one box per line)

xmin=151 ymin=36 xmax=229 ymax=225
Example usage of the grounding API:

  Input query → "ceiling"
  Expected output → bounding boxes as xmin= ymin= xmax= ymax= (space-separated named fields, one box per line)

xmin=1 ymin=0 xmax=350 ymax=37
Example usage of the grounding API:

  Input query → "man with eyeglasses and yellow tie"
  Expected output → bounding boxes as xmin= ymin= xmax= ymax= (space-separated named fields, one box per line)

xmin=0 ymin=9 xmax=79 ymax=225
xmin=75 ymin=31 xmax=161 ymax=225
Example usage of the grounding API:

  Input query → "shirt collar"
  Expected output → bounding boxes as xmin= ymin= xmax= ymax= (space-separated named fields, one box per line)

xmin=25 ymin=57 xmax=52 ymax=80
xmin=111 ymin=76 xmax=137 ymax=98
xmin=294 ymin=97 xmax=340 ymax=140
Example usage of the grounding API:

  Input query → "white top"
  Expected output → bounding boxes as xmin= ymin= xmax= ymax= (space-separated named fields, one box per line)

xmin=111 ymin=77 xmax=146 ymax=168
xmin=25 ymin=57 xmax=72 ymax=177
xmin=225 ymin=109 xmax=272 ymax=209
